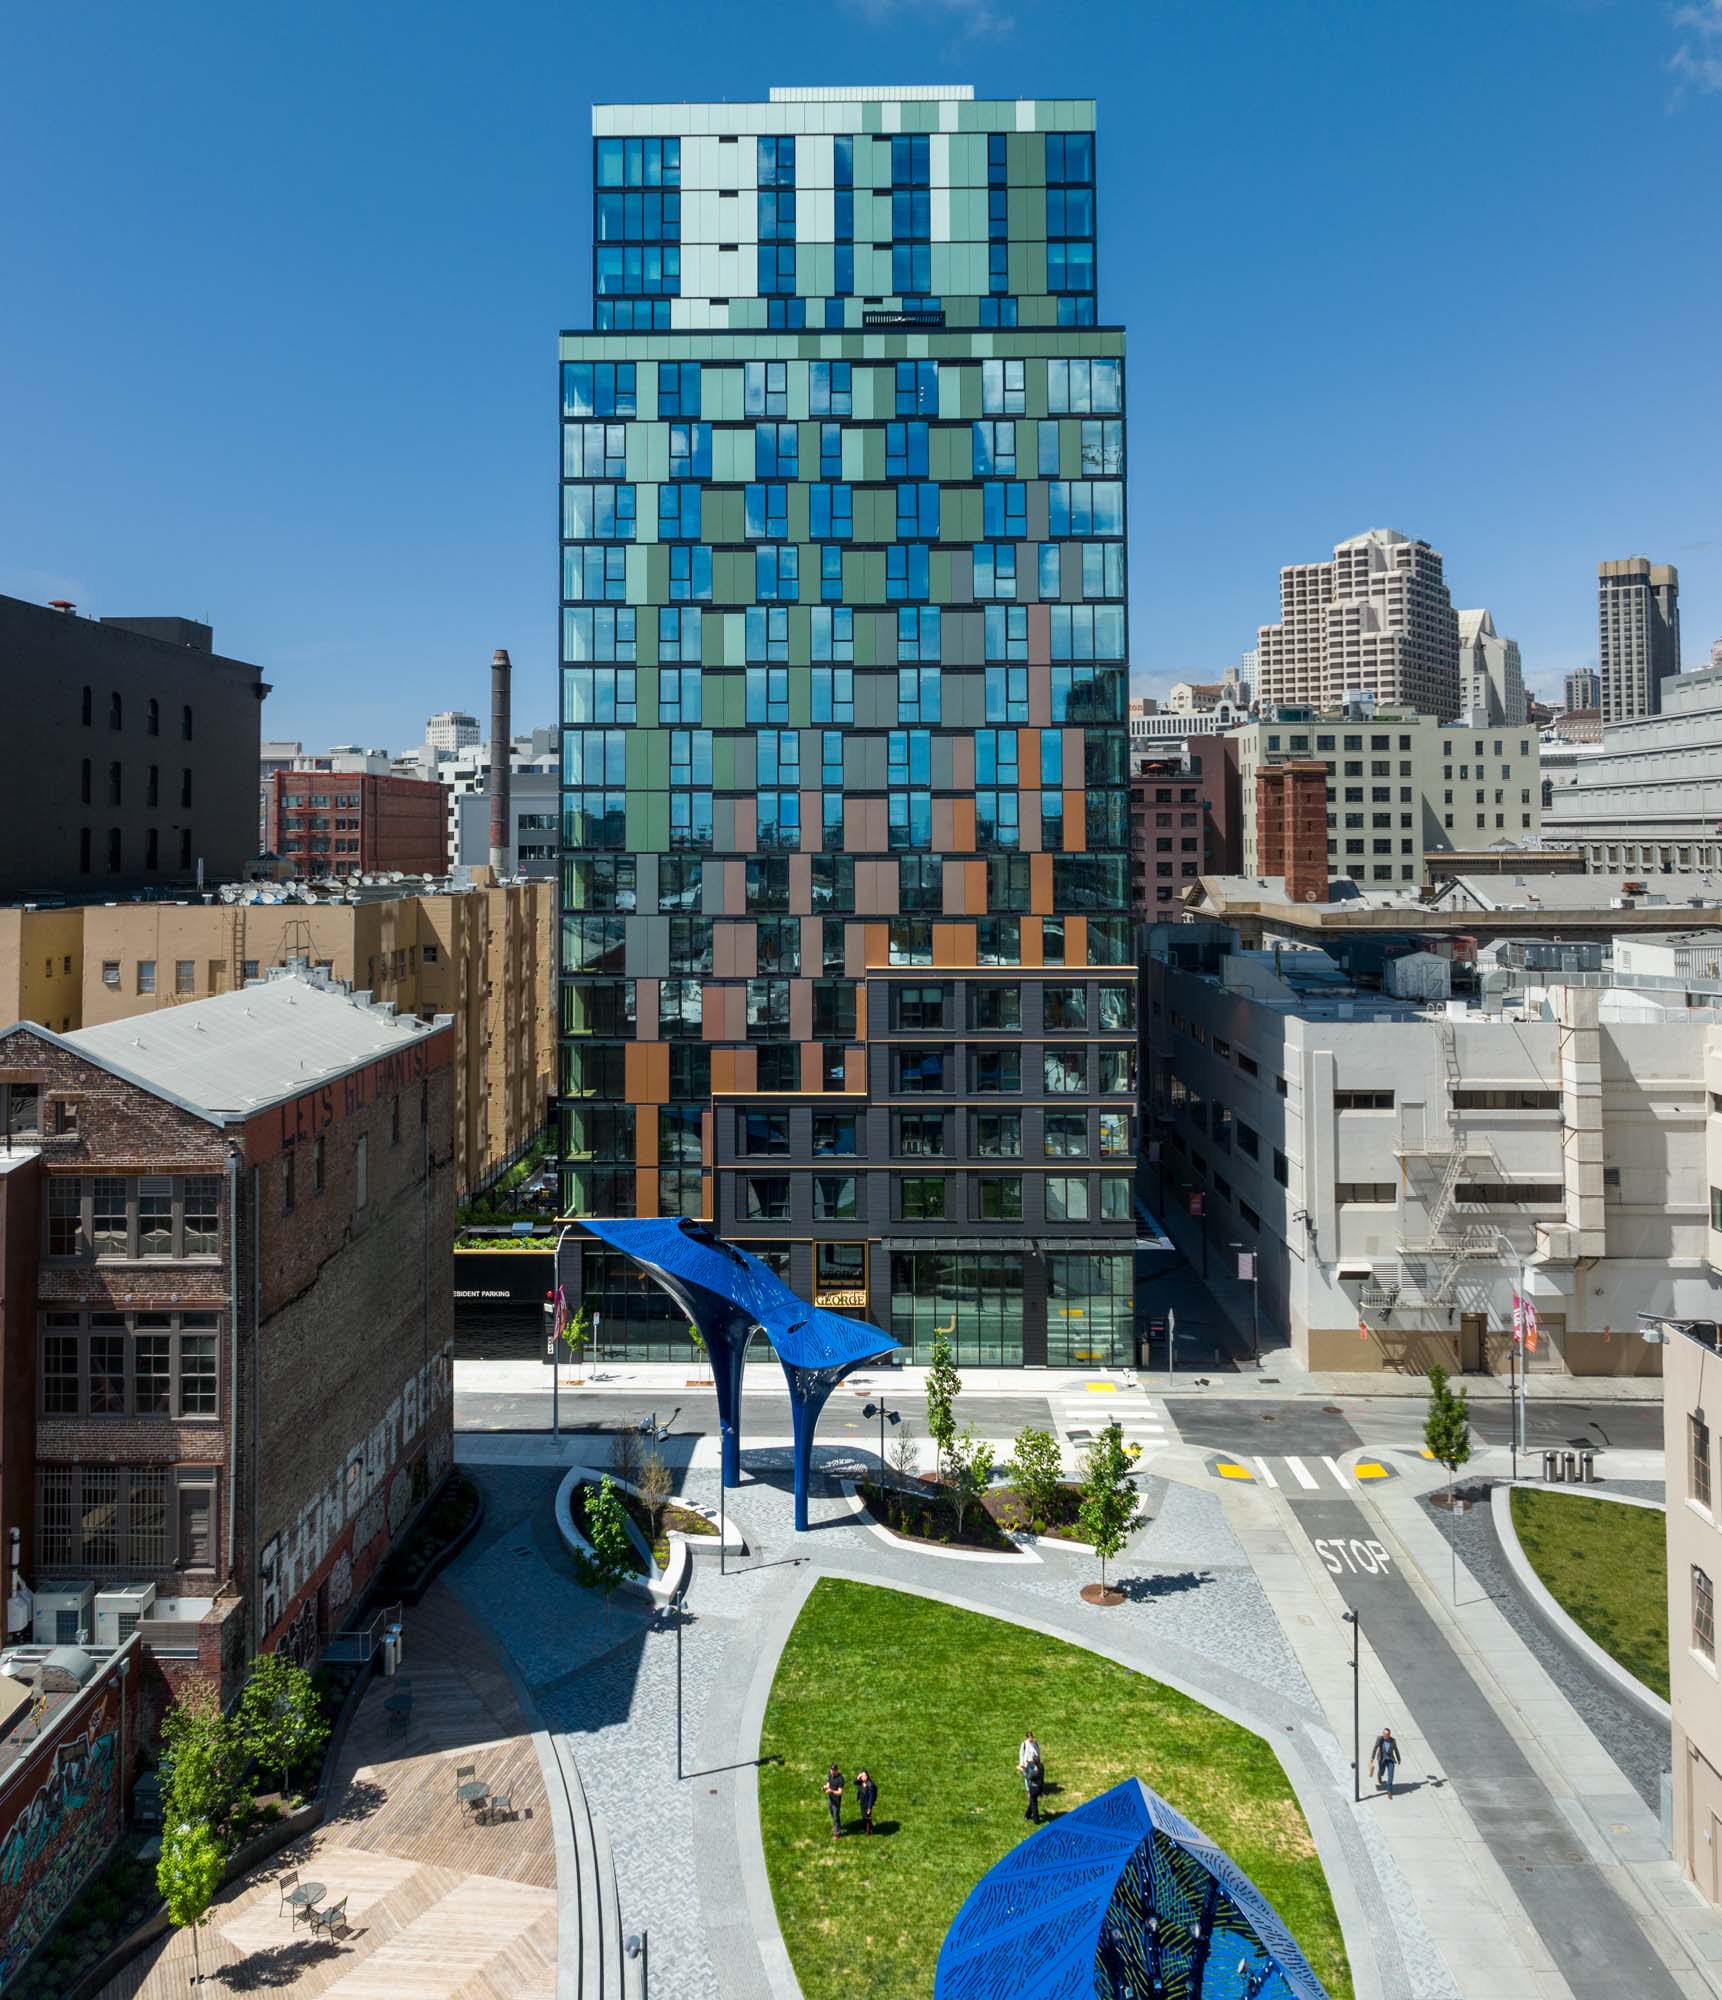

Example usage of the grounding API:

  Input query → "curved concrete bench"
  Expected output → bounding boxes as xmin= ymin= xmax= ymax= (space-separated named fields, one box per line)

xmin=556 ymin=1465 xmax=738 ymax=1605
xmin=542 ymin=1725 xmax=628 ymax=1999
xmin=1490 ymin=1481 xmax=1670 ymax=1727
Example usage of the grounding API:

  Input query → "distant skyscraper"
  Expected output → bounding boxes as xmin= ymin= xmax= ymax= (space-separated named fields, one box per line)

xmin=1597 ymin=558 xmax=1679 ymax=724
xmin=1256 ymin=529 xmax=1459 ymax=719
xmin=1456 ymin=609 xmax=1525 ymax=725
xmin=425 ymin=710 xmax=481 ymax=752
xmin=1563 ymin=667 xmax=1600 ymax=712
xmin=1711 ymin=637 xmax=1722 ymax=672
xmin=557 ymin=87 xmax=1135 ymax=1369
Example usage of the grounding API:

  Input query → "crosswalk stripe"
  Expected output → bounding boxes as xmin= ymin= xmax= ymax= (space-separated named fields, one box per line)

xmin=1283 ymin=1455 xmax=1319 ymax=1490
xmin=1322 ymin=1455 xmax=1349 ymax=1488
xmin=1252 ymin=1456 xmax=1279 ymax=1488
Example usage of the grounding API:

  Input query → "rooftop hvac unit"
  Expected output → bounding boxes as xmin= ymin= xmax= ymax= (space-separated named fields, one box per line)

xmin=32 ymin=1583 xmax=94 ymax=1648
xmin=94 ymin=1583 xmax=156 ymax=1648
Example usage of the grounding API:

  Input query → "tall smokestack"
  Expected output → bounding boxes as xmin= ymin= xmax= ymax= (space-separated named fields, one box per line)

xmin=489 ymin=647 xmax=512 ymax=877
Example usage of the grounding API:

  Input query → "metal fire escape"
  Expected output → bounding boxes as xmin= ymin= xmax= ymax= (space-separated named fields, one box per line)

xmin=1391 ymin=1020 xmax=1499 ymax=1310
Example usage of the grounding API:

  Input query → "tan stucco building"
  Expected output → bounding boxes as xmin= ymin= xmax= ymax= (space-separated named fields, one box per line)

xmin=0 ymin=876 xmax=551 ymax=1194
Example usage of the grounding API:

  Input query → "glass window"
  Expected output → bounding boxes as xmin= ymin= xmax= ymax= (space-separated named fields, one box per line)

xmin=1045 ymin=1177 xmax=1089 ymax=1222
xmin=1044 ymin=1048 xmax=1088 ymax=1094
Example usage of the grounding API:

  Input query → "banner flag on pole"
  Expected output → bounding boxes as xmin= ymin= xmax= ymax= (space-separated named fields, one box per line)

xmin=1512 ymin=1292 xmax=1524 ymax=1346
xmin=1524 ymin=1299 xmax=1538 ymax=1354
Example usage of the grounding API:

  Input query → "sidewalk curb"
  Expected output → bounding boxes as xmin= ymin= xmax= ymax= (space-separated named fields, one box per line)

xmin=1489 ymin=1482 xmax=1671 ymax=1727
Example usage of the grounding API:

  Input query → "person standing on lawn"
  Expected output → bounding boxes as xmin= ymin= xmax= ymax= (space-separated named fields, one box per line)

xmin=1018 ymin=1730 xmax=1045 ymax=1822
xmin=855 ymin=1767 xmax=877 ymax=1834
xmin=1370 ymin=1727 xmax=1400 ymax=1799
xmin=824 ymin=1761 xmax=845 ymax=1838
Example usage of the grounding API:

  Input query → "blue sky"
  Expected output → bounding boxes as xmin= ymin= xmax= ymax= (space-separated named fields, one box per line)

xmin=3 ymin=0 xmax=1718 ymax=745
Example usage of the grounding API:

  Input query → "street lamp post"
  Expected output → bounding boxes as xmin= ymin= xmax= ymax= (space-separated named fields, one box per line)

xmin=719 ymin=1420 xmax=733 ymax=1576
xmin=671 ymin=1585 xmax=686 ymax=1780
xmin=1343 ymin=1610 xmax=1360 ymax=1802
xmin=863 ymin=1400 xmax=900 ymax=1483
xmin=545 ymin=1221 xmax=576 ymax=1441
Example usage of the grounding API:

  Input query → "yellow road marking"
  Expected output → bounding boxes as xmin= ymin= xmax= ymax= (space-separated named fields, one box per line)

xmin=1353 ymin=1461 xmax=1390 ymax=1480
xmin=1216 ymin=1461 xmax=1255 ymax=1480
xmin=1085 ymin=1382 xmax=1118 ymax=1392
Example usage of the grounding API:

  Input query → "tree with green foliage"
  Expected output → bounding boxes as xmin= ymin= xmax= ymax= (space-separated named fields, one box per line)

xmin=580 ymin=1475 xmax=636 ymax=1626
xmin=1424 ymin=1364 xmax=1473 ymax=1530
xmin=1078 ymin=1422 xmax=1144 ymax=1595
xmin=945 ymin=1426 xmax=997 ymax=1537
xmin=559 ymin=1302 xmax=593 ymax=1370
xmin=159 ymin=1694 xmax=248 ymax=1843
xmin=1006 ymin=1424 xmax=1064 ymax=1533
xmin=687 ymin=1321 xmax=711 ymax=1383
xmin=238 ymin=1649 xmax=330 ymax=1801
xmin=158 ymin=1818 xmax=224 ymax=1985
xmin=924 ymin=1326 xmax=961 ymax=1486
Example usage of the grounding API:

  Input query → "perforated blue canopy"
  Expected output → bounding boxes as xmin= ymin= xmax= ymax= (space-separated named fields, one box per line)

xmin=577 ymin=1218 xmax=899 ymax=1527
xmin=935 ymin=1776 xmax=1332 ymax=2000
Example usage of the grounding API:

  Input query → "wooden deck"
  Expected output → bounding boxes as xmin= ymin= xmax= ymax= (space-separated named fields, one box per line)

xmin=103 ymin=1591 xmax=557 ymax=1998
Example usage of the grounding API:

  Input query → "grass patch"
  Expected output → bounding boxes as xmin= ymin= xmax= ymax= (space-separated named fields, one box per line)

xmin=1510 ymin=1488 xmax=1669 ymax=1700
xmin=758 ymin=1578 xmax=1351 ymax=2000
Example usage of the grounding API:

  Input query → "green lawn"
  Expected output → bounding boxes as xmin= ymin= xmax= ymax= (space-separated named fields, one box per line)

xmin=757 ymin=1578 xmax=1352 ymax=2000
xmin=1510 ymin=1488 xmax=1669 ymax=1700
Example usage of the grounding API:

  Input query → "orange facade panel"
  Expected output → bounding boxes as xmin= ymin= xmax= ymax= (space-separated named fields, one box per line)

xmin=625 ymin=1042 xmax=670 ymax=1104
xmin=1063 ymin=789 xmax=1087 ymax=852
xmin=950 ymin=797 xmax=977 ymax=853
xmin=1030 ymin=852 xmax=1054 ymax=913
xmin=933 ymin=921 xmax=976 ymax=966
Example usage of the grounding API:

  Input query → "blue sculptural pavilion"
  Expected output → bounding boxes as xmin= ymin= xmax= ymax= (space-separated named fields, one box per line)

xmin=576 ymin=1218 xmax=899 ymax=1529
xmin=936 ymin=1775 xmax=1332 ymax=2000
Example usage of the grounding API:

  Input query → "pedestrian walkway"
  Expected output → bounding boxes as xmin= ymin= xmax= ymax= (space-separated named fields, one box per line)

xmin=103 ymin=1591 xmax=557 ymax=1999
xmin=1048 ymin=1380 xmax=1171 ymax=1460
xmin=1233 ymin=1464 xmax=1696 ymax=2000
xmin=1214 ymin=1451 xmax=1397 ymax=1493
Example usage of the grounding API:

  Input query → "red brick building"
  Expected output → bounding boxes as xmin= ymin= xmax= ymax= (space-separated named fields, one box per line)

xmin=1256 ymin=760 xmax=1331 ymax=906
xmin=1130 ymin=736 xmax=1243 ymax=921
xmin=0 ymin=969 xmax=454 ymax=1686
xmin=266 ymin=771 xmax=448 ymax=877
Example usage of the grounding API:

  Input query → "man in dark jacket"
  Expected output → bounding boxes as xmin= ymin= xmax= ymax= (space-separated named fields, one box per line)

xmin=824 ymin=1762 xmax=845 ymax=1838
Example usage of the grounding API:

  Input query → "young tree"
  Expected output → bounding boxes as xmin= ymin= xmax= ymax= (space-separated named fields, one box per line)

xmin=159 ymin=1694 xmax=247 ymax=1842
xmin=609 ymin=1423 xmax=644 ymax=1490
xmin=638 ymin=1445 xmax=674 ymax=1557
xmin=559 ymin=1302 xmax=593 ymax=1373
xmin=889 ymin=1418 xmax=919 ymax=1486
xmin=924 ymin=1325 xmax=961 ymax=1486
xmin=238 ymin=1650 xmax=330 ymax=1801
xmin=580 ymin=1476 xmax=637 ymax=1627
xmin=158 ymin=1818 xmax=224 ymax=1986
xmin=1078 ymin=1422 xmax=1144 ymax=1596
xmin=946 ymin=1426 xmax=997 ymax=1537
xmin=1424 ymin=1364 xmax=1473 ymax=1515
xmin=1006 ymin=1424 xmax=1064 ymax=1534
xmin=686 ymin=1322 xmax=711 ymax=1384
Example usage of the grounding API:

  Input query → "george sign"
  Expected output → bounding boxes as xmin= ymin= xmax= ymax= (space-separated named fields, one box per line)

xmin=816 ymin=1289 xmax=867 ymax=1310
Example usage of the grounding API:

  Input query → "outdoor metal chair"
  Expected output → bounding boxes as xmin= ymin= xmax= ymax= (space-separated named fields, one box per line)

xmin=481 ymin=1789 xmax=515 ymax=1824
xmin=277 ymin=1869 xmax=300 ymax=1917
xmin=309 ymin=1897 xmax=348 ymax=1942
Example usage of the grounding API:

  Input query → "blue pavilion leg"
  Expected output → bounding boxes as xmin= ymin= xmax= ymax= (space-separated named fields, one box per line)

xmin=788 ymin=1372 xmax=840 ymax=1533
xmin=707 ymin=1320 xmax=751 ymax=1489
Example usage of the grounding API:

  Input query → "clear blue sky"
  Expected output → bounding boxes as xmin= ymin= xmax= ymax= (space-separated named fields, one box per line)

xmin=3 ymin=0 xmax=1719 ymax=745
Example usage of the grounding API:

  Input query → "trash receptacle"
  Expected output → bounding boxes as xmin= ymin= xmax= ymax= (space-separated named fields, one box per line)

xmin=1561 ymin=1449 xmax=1578 ymax=1483
xmin=1542 ymin=1449 xmax=1561 ymax=1482
xmin=382 ymin=1625 xmax=402 ymax=1677
xmin=1579 ymin=1448 xmax=1597 ymax=1484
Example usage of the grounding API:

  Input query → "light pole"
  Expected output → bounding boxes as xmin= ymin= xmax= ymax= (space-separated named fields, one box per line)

xmin=670 ymin=1584 xmax=687 ymax=1780
xmin=863 ymin=1400 xmax=900 ymax=1484
xmin=719 ymin=1419 xmax=733 ymax=1576
xmin=545 ymin=1221 xmax=576 ymax=1440
xmin=1495 ymin=1229 xmax=1526 ymax=1473
xmin=1343 ymin=1610 xmax=1360 ymax=1801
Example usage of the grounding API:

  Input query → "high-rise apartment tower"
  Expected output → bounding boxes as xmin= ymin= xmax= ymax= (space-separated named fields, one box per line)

xmin=1597 ymin=558 xmax=1679 ymax=724
xmin=557 ymin=87 xmax=1136 ymax=1366
xmin=1256 ymin=529 xmax=1459 ymax=720
xmin=1563 ymin=667 xmax=1600 ymax=713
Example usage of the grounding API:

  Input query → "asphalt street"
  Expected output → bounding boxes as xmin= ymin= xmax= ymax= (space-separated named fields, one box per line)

xmin=453 ymin=1387 xmax=1054 ymax=1438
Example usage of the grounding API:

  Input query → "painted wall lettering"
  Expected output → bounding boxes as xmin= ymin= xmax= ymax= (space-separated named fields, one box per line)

xmin=257 ymin=1340 xmax=453 ymax=1642
xmin=0 ymin=1692 xmax=121 ymax=1990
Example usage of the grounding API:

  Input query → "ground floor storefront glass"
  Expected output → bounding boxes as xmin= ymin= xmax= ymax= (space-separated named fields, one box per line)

xmin=889 ymin=1252 xmax=1025 ymax=1366
xmin=577 ymin=1244 xmax=791 ymax=1360
xmin=1045 ymin=1252 xmax=1134 ymax=1367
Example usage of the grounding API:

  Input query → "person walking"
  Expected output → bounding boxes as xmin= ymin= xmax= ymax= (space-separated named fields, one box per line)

xmin=824 ymin=1761 xmax=845 ymax=1839
xmin=1018 ymin=1730 xmax=1045 ymax=1823
xmin=855 ymin=1767 xmax=877 ymax=1834
xmin=1370 ymin=1727 xmax=1400 ymax=1800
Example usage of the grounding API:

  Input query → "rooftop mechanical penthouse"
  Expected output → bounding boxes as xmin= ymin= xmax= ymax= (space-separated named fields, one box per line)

xmin=558 ymin=88 xmax=1137 ymax=1365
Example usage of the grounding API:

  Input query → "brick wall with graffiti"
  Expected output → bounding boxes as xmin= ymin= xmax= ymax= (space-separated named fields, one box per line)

xmin=0 ymin=1639 xmax=140 ymax=1991
xmin=256 ymin=1340 xmax=454 ymax=1662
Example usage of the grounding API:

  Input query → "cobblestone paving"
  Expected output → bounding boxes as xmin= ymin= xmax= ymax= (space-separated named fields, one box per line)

xmin=454 ymin=1448 xmax=1424 ymax=1999
xmin=1422 ymin=1480 xmax=1670 ymax=1811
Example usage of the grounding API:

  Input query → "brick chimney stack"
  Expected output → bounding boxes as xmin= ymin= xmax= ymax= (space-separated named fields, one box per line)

xmin=1256 ymin=761 xmax=1329 ymax=906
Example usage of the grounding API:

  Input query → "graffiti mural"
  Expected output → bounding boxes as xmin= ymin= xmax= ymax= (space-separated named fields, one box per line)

xmin=275 ymin=1593 xmax=320 ymax=1670
xmin=257 ymin=1339 xmax=453 ymax=1639
xmin=0 ymin=1687 xmax=121 ymax=1991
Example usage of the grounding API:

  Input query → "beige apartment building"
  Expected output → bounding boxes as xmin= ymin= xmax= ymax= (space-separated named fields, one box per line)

xmin=1235 ymin=705 xmax=1541 ymax=889
xmin=0 ymin=875 xmax=551 ymax=1193
xmin=1257 ymin=529 xmax=1461 ymax=720
xmin=1665 ymin=1318 xmax=1722 ymax=1903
